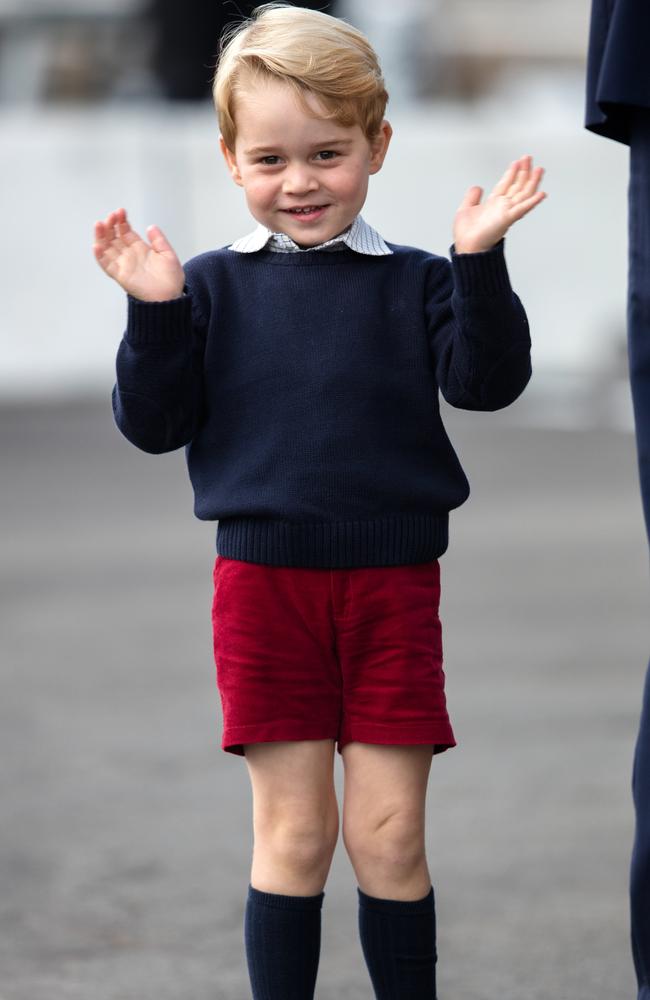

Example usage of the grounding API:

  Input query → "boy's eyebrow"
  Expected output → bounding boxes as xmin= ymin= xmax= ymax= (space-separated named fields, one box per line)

xmin=244 ymin=138 xmax=355 ymax=156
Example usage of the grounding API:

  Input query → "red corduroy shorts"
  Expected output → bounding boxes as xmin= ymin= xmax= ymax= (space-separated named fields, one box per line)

xmin=211 ymin=555 xmax=456 ymax=757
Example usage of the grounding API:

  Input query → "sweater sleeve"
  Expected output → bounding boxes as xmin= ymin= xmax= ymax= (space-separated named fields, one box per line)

xmin=112 ymin=283 xmax=207 ymax=454
xmin=425 ymin=239 xmax=532 ymax=411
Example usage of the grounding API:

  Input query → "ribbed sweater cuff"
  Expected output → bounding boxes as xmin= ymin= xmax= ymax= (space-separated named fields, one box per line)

xmin=449 ymin=238 xmax=511 ymax=297
xmin=126 ymin=292 xmax=193 ymax=345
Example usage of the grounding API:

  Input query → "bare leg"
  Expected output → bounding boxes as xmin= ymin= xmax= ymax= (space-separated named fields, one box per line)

xmin=244 ymin=738 xmax=339 ymax=894
xmin=341 ymin=742 xmax=433 ymax=900
xmin=242 ymin=739 xmax=339 ymax=1000
xmin=342 ymin=741 xmax=437 ymax=1000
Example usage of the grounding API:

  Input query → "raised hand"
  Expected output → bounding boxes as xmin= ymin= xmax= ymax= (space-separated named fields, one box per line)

xmin=93 ymin=207 xmax=185 ymax=302
xmin=453 ymin=155 xmax=546 ymax=254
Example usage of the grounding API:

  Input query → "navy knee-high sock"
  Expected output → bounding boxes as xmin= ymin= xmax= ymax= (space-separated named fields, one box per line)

xmin=357 ymin=885 xmax=437 ymax=1000
xmin=244 ymin=884 xmax=325 ymax=1000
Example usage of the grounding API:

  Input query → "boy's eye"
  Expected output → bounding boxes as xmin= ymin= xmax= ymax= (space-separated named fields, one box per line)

xmin=315 ymin=150 xmax=338 ymax=161
xmin=260 ymin=155 xmax=281 ymax=165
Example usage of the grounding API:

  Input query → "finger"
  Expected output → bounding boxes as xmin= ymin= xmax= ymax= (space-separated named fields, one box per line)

xmin=510 ymin=167 xmax=545 ymax=204
xmin=492 ymin=161 xmax=519 ymax=197
xmin=104 ymin=208 xmax=125 ymax=232
xmin=94 ymin=220 xmax=109 ymax=250
xmin=95 ymin=216 xmax=121 ymax=237
xmin=93 ymin=242 xmax=122 ymax=268
xmin=507 ymin=190 xmax=547 ymax=221
xmin=94 ymin=210 xmax=132 ymax=263
xmin=147 ymin=224 xmax=175 ymax=255
xmin=93 ymin=242 xmax=108 ymax=264
xmin=97 ymin=211 xmax=123 ymax=249
xmin=507 ymin=154 xmax=534 ymax=192
xmin=508 ymin=161 xmax=533 ymax=197
xmin=458 ymin=186 xmax=483 ymax=211
xmin=116 ymin=218 xmax=144 ymax=247
xmin=93 ymin=221 xmax=123 ymax=257
xmin=522 ymin=166 xmax=544 ymax=195
xmin=93 ymin=243 xmax=120 ymax=267
xmin=102 ymin=208 xmax=130 ymax=242
xmin=514 ymin=154 xmax=532 ymax=177
xmin=500 ymin=155 xmax=531 ymax=195
xmin=109 ymin=215 xmax=144 ymax=253
xmin=98 ymin=243 xmax=122 ymax=263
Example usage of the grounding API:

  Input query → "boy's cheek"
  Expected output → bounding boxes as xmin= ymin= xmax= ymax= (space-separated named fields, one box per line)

xmin=246 ymin=178 xmax=273 ymax=202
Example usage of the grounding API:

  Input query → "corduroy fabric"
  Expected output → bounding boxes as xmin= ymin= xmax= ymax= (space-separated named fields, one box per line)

xmin=211 ymin=555 xmax=454 ymax=757
xmin=244 ymin=884 xmax=325 ymax=1000
xmin=358 ymin=885 xmax=437 ymax=999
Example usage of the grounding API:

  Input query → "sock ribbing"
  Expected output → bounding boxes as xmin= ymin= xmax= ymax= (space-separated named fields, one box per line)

xmin=357 ymin=885 xmax=437 ymax=999
xmin=244 ymin=884 xmax=325 ymax=1000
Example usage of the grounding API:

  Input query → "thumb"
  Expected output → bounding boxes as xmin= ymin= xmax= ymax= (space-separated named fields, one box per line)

xmin=147 ymin=224 xmax=176 ymax=255
xmin=458 ymin=186 xmax=483 ymax=211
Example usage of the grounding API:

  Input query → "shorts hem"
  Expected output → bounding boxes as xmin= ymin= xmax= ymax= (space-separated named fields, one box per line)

xmin=338 ymin=724 xmax=456 ymax=756
xmin=221 ymin=723 xmax=456 ymax=757
xmin=222 ymin=724 xmax=339 ymax=757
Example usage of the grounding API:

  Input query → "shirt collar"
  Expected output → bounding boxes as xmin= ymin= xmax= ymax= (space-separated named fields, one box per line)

xmin=228 ymin=215 xmax=392 ymax=256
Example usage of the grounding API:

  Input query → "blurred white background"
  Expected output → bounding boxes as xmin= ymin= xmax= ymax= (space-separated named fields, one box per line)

xmin=0 ymin=0 xmax=632 ymax=428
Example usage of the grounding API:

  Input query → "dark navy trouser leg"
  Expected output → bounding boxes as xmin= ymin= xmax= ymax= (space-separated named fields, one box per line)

xmin=632 ymin=665 xmax=650 ymax=999
xmin=628 ymin=107 xmax=650 ymax=1000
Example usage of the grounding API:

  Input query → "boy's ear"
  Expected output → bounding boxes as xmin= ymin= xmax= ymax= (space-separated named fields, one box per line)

xmin=219 ymin=135 xmax=244 ymax=187
xmin=368 ymin=119 xmax=393 ymax=175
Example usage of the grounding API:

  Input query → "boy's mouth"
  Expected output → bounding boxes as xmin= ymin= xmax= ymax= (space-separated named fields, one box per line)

xmin=282 ymin=205 xmax=329 ymax=221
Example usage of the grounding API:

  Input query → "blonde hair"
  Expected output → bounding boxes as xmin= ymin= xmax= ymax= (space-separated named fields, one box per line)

xmin=213 ymin=4 xmax=389 ymax=151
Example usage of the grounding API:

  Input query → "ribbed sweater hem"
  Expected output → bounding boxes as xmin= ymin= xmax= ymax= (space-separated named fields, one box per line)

xmin=215 ymin=513 xmax=448 ymax=567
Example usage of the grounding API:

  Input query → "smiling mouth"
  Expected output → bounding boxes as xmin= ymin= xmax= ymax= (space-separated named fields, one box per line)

xmin=283 ymin=205 xmax=329 ymax=217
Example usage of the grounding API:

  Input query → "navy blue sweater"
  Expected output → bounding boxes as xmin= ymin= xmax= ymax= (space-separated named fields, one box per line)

xmin=113 ymin=238 xmax=531 ymax=567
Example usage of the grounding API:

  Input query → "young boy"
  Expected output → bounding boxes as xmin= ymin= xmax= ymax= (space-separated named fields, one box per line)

xmin=93 ymin=5 xmax=545 ymax=998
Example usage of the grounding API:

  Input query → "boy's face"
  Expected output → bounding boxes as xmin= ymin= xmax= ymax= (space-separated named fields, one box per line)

xmin=220 ymin=76 xmax=392 ymax=248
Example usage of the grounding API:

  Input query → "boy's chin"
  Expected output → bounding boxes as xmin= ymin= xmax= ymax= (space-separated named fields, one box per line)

xmin=281 ymin=221 xmax=352 ymax=248
xmin=287 ymin=231 xmax=331 ymax=246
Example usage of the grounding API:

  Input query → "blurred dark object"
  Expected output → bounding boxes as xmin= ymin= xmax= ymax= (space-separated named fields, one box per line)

xmin=0 ymin=7 xmax=151 ymax=102
xmin=148 ymin=0 xmax=339 ymax=102
xmin=585 ymin=0 xmax=650 ymax=145
xmin=585 ymin=4 xmax=650 ymax=998
xmin=419 ymin=0 xmax=587 ymax=101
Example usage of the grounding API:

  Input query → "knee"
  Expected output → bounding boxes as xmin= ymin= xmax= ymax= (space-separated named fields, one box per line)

xmin=256 ymin=808 xmax=339 ymax=874
xmin=343 ymin=811 xmax=425 ymax=873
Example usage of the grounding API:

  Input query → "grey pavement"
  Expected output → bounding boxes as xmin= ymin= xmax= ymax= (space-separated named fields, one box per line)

xmin=1 ymin=394 xmax=649 ymax=1000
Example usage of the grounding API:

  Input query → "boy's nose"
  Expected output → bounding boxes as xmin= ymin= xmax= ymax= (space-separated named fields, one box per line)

xmin=282 ymin=165 xmax=319 ymax=196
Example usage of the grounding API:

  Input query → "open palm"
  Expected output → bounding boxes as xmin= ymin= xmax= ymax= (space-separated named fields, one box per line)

xmin=453 ymin=155 xmax=546 ymax=254
xmin=93 ymin=207 xmax=185 ymax=302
